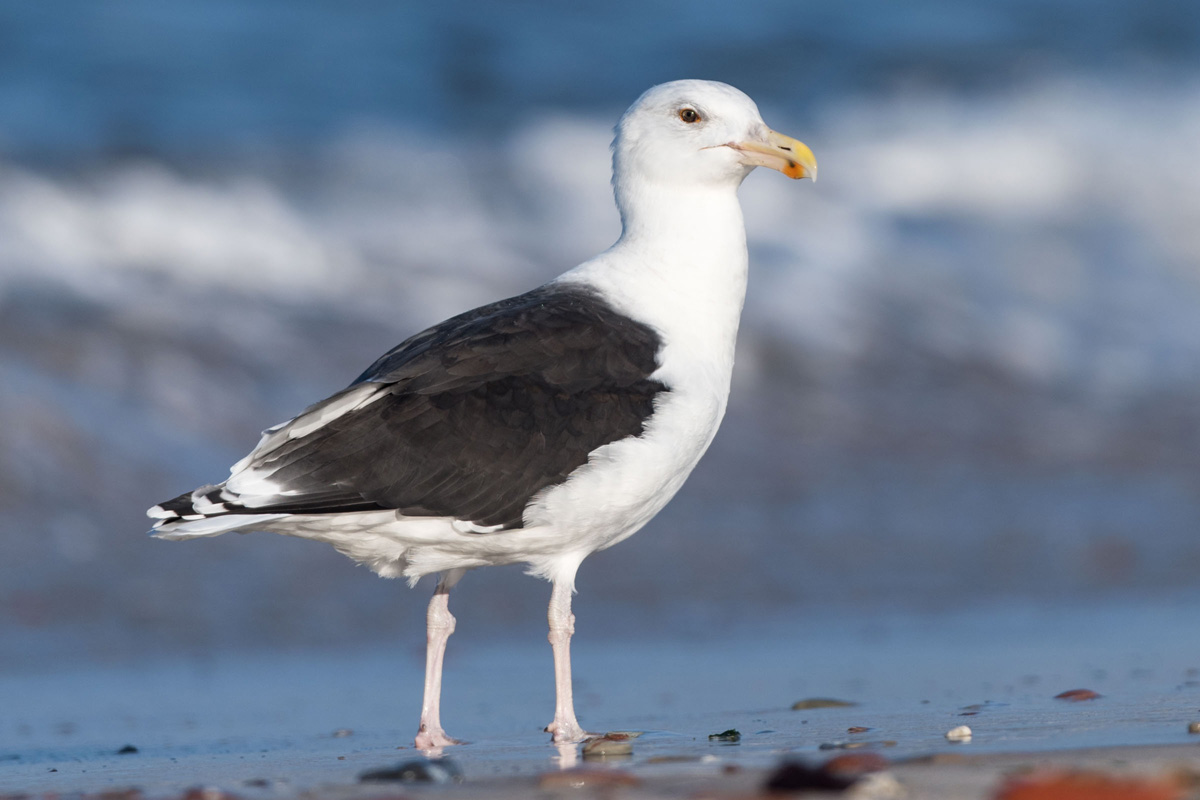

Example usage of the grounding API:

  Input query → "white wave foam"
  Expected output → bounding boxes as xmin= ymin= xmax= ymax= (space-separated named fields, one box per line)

xmin=748 ymin=76 xmax=1200 ymax=394
xmin=2 ymin=75 xmax=1199 ymax=397
xmin=0 ymin=163 xmax=358 ymax=301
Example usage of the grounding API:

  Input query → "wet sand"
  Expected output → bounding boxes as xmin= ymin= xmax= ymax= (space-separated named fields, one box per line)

xmin=3 ymin=600 xmax=1199 ymax=798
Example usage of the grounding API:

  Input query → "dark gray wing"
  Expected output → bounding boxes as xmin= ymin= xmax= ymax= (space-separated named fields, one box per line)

xmin=158 ymin=283 xmax=667 ymax=529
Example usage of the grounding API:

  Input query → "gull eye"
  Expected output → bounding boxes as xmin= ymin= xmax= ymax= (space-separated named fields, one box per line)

xmin=678 ymin=107 xmax=701 ymax=124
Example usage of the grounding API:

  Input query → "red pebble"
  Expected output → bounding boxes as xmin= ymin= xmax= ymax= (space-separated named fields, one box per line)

xmin=1054 ymin=689 xmax=1101 ymax=702
xmin=994 ymin=770 xmax=1181 ymax=800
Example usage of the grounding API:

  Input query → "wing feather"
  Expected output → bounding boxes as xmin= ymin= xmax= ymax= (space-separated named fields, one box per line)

xmin=155 ymin=284 xmax=667 ymax=530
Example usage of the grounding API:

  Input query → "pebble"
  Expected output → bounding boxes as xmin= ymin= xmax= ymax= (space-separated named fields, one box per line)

xmin=581 ymin=733 xmax=634 ymax=759
xmin=848 ymin=726 xmax=872 ymax=734
xmin=359 ymin=757 xmax=463 ymax=784
xmin=762 ymin=754 xmax=897 ymax=797
xmin=944 ymin=725 xmax=972 ymax=742
xmin=792 ymin=698 xmax=858 ymax=710
xmin=116 ymin=745 xmax=139 ymax=755
xmin=1054 ymin=688 xmax=1101 ymax=702
xmin=764 ymin=760 xmax=856 ymax=792
xmin=1188 ymin=721 xmax=1200 ymax=734
xmin=538 ymin=768 xmax=639 ymax=790
xmin=707 ymin=729 xmax=741 ymax=743
xmin=993 ymin=769 xmax=1182 ymax=800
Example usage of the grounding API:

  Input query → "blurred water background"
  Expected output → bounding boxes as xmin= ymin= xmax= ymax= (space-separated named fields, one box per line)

xmin=3 ymin=0 xmax=1200 ymax=668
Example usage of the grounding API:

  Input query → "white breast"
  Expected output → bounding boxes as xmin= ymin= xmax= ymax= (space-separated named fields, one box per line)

xmin=521 ymin=366 xmax=726 ymax=551
xmin=522 ymin=190 xmax=750 ymax=562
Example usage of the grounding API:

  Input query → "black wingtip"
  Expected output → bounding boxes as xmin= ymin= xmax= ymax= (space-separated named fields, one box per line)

xmin=151 ymin=490 xmax=196 ymax=519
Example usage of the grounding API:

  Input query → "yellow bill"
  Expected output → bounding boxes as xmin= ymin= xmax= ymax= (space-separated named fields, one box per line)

xmin=730 ymin=129 xmax=817 ymax=181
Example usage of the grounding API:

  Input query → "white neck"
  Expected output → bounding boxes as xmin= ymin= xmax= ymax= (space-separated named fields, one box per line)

xmin=561 ymin=180 xmax=750 ymax=371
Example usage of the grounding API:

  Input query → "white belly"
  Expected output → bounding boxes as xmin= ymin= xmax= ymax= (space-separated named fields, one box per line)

xmin=533 ymin=374 xmax=723 ymax=530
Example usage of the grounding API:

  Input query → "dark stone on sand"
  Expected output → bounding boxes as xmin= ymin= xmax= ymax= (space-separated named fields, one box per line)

xmin=764 ymin=760 xmax=856 ymax=792
xmin=359 ymin=757 xmax=463 ymax=784
xmin=116 ymin=745 xmax=139 ymax=754
xmin=708 ymin=728 xmax=741 ymax=742
xmin=791 ymin=698 xmax=857 ymax=710
xmin=1055 ymin=688 xmax=1102 ymax=702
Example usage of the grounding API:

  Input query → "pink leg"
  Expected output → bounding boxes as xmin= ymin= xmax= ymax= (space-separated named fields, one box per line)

xmin=415 ymin=570 xmax=464 ymax=749
xmin=544 ymin=579 xmax=590 ymax=743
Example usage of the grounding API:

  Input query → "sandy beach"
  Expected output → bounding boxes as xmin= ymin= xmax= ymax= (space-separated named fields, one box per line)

xmin=4 ymin=600 xmax=1198 ymax=798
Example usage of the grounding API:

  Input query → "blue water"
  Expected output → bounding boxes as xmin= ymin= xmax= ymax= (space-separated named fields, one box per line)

xmin=2 ymin=0 xmax=1198 ymax=156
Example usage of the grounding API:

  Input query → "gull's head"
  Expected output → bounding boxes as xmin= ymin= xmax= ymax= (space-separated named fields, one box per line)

xmin=613 ymin=80 xmax=817 ymax=191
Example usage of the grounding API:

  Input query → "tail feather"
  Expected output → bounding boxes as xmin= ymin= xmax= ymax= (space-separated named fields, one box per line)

xmin=148 ymin=484 xmax=223 ymax=519
xmin=150 ymin=512 xmax=289 ymax=539
xmin=147 ymin=483 xmax=286 ymax=539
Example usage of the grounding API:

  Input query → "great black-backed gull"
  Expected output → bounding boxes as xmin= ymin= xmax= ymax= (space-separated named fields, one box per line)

xmin=148 ymin=79 xmax=816 ymax=748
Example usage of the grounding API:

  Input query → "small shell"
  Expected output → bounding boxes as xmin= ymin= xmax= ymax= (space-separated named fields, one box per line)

xmin=945 ymin=725 xmax=972 ymax=742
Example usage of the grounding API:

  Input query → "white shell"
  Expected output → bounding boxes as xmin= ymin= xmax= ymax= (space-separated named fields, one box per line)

xmin=944 ymin=725 xmax=972 ymax=742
